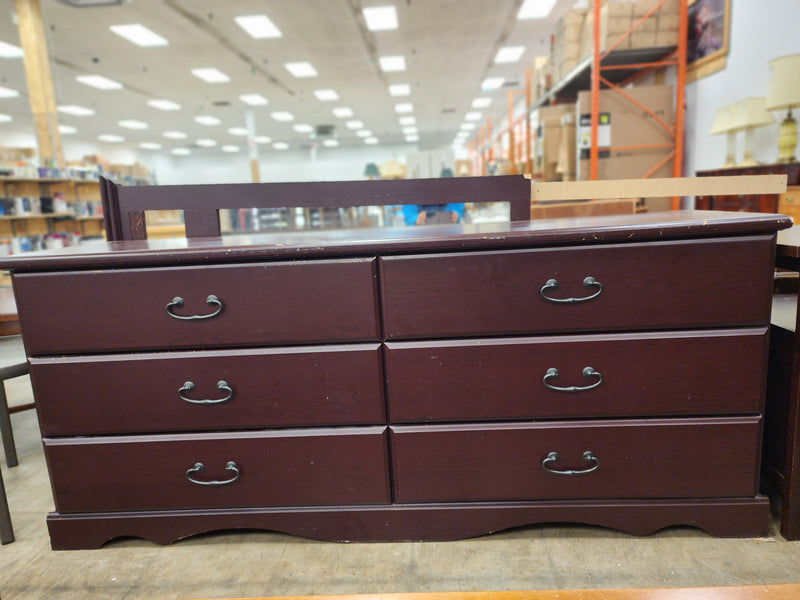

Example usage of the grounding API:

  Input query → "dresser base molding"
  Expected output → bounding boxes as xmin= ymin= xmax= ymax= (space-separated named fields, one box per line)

xmin=46 ymin=497 xmax=771 ymax=550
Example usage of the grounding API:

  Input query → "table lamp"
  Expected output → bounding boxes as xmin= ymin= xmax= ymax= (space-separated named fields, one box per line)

xmin=766 ymin=53 xmax=800 ymax=163
xmin=364 ymin=162 xmax=380 ymax=180
xmin=709 ymin=105 xmax=736 ymax=167
xmin=727 ymin=98 xmax=775 ymax=166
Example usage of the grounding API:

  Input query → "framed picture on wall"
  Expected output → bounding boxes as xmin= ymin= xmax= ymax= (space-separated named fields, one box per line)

xmin=687 ymin=0 xmax=731 ymax=82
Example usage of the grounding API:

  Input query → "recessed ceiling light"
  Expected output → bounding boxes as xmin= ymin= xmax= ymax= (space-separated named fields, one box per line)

xmin=0 ymin=86 xmax=19 ymax=98
xmin=402 ymin=126 xmax=418 ymax=135
xmin=481 ymin=77 xmax=505 ymax=91
xmin=364 ymin=137 xmax=379 ymax=145
xmin=518 ymin=0 xmax=557 ymax=19
xmin=346 ymin=120 xmax=364 ymax=130
xmin=76 ymin=75 xmax=123 ymax=90
xmin=239 ymin=93 xmax=268 ymax=106
xmin=333 ymin=107 xmax=354 ymax=118
xmin=172 ymin=147 xmax=191 ymax=156
xmin=110 ymin=24 xmax=168 ymax=47
xmin=389 ymin=84 xmax=411 ymax=97
xmin=118 ymin=119 xmax=148 ymax=129
xmin=465 ymin=112 xmax=482 ymax=121
xmin=356 ymin=130 xmax=373 ymax=138
xmin=191 ymin=68 xmax=230 ymax=83
xmin=58 ymin=105 xmax=95 ymax=116
xmin=379 ymin=55 xmax=406 ymax=72
xmin=222 ymin=145 xmax=240 ymax=153
xmin=272 ymin=142 xmax=289 ymax=150
xmin=0 ymin=114 xmax=12 ymax=123
xmin=323 ymin=139 xmax=339 ymax=147
xmin=163 ymin=130 xmax=188 ymax=139
xmin=58 ymin=125 xmax=77 ymax=134
xmin=196 ymin=138 xmax=217 ymax=147
xmin=255 ymin=135 xmax=272 ymax=144
xmin=472 ymin=97 xmax=492 ymax=109
xmin=139 ymin=142 xmax=162 ymax=150
xmin=398 ymin=116 xmax=416 ymax=126
xmin=98 ymin=134 xmax=124 ymax=142
xmin=195 ymin=115 xmax=221 ymax=126
xmin=394 ymin=102 xmax=413 ymax=114
xmin=0 ymin=41 xmax=23 ymax=58
xmin=405 ymin=134 xmax=419 ymax=142
xmin=293 ymin=124 xmax=314 ymax=133
xmin=363 ymin=6 xmax=398 ymax=31
xmin=227 ymin=127 xmax=249 ymax=136
xmin=271 ymin=111 xmax=294 ymax=122
xmin=460 ymin=123 xmax=476 ymax=131
xmin=314 ymin=89 xmax=339 ymax=102
xmin=495 ymin=46 xmax=526 ymax=64
xmin=147 ymin=99 xmax=181 ymax=111
xmin=284 ymin=62 xmax=317 ymax=78
xmin=235 ymin=14 xmax=282 ymax=39
xmin=456 ymin=131 xmax=470 ymax=139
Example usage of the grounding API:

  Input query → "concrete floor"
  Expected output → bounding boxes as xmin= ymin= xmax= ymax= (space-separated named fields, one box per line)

xmin=2 ymin=374 xmax=800 ymax=600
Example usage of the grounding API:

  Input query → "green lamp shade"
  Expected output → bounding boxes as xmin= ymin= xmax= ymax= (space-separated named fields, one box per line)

xmin=364 ymin=163 xmax=380 ymax=177
xmin=440 ymin=167 xmax=454 ymax=177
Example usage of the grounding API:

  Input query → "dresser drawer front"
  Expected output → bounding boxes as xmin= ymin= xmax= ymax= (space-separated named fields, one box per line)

xmin=380 ymin=236 xmax=774 ymax=339
xmin=385 ymin=328 xmax=767 ymax=422
xmin=15 ymin=258 xmax=380 ymax=355
xmin=31 ymin=344 xmax=384 ymax=436
xmin=390 ymin=418 xmax=760 ymax=502
xmin=45 ymin=427 xmax=390 ymax=513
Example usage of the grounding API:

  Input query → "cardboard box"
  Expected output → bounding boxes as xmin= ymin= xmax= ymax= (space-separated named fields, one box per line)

xmin=634 ymin=0 xmax=678 ymax=17
xmin=630 ymin=30 xmax=658 ymax=47
xmin=556 ymin=113 xmax=577 ymax=181
xmin=654 ymin=29 xmax=679 ymax=46
xmin=535 ymin=104 xmax=575 ymax=181
xmin=605 ymin=0 xmax=634 ymax=18
xmin=658 ymin=13 xmax=680 ymax=30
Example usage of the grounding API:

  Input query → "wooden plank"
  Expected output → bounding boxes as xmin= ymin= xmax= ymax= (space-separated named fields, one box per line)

xmin=531 ymin=175 xmax=788 ymax=203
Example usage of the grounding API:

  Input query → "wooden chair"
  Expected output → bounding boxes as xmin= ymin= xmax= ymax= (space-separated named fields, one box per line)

xmin=100 ymin=175 xmax=532 ymax=241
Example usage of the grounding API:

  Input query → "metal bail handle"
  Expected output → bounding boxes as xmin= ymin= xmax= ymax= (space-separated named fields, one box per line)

xmin=178 ymin=380 xmax=233 ymax=405
xmin=166 ymin=295 xmax=223 ymax=320
xmin=542 ymin=451 xmax=600 ymax=476
xmin=185 ymin=461 xmax=240 ymax=486
xmin=540 ymin=276 xmax=603 ymax=304
xmin=543 ymin=366 xmax=603 ymax=393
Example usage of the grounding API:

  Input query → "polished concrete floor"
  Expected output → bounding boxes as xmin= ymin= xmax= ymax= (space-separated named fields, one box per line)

xmin=2 ymin=374 xmax=800 ymax=600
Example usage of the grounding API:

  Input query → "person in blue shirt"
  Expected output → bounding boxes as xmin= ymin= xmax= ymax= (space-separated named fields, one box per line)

xmin=401 ymin=203 xmax=464 ymax=225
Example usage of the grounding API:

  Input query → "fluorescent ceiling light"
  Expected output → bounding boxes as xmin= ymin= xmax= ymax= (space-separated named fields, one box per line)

xmin=195 ymin=115 xmax=221 ymax=126
xmin=58 ymin=105 xmax=95 ymax=116
xmin=0 ymin=86 xmax=19 ymax=98
xmin=163 ymin=130 xmax=188 ymax=139
xmin=293 ymin=124 xmax=314 ymax=133
xmin=0 ymin=41 xmax=23 ymax=58
xmin=405 ymin=134 xmax=419 ymax=142
xmin=472 ymin=97 xmax=492 ymax=109
xmin=389 ymin=84 xmax=411 ymax=97
xmin=518 ymin=0 xmax=557 ymax=19
xmin=255 ymin=135 xmax=272 ymax=144
xmin=333 ymin=107 xmax=354 ymax=118
xmin=235 ymin=14 xmax=282 ymax=39
xmin=481 ymin=77 xmax=505 ymax=91
xmin=271 ymin=111 xmax=294 ymax=122
xmin=139 ymin=142 xmax=162 ymax=150
xmin=228 ymin=127 xmax=249 ymax=136
xmin=118 ymin=119 xmax=148 ymax=129
xmin=363 ymin=6 xmax=398 ymax=31
xmin=0 ymin=114 xmax=12 ymax=123
xmin=314 ymin=89 xmax=339 ymax=101
xmin=379 ymin=55 xmax=406 ymax=72
xmin=495 ymin=45 xmax=525 ymax=64
xmin=191 ymin=68 xmax=230 ymax=83
xmin=460 ymin=123 xmax=476 ymax=131
xmin=148 ymin=99 xmax=181 ymax=111
xmin=58 ymin=125 xmax=77 ymax=134
xmin=398 ymin=116 xmax=416 ymax=126
xmin=465 ymin=112 xmax=482 ymax=121
xmin=222 ymin=145 xmax=240 ymax=153
xmin=323 ymin=139 xmax=339 ymax=147
xmin=284 ymin=62 xmax=317 ymax=78
xmin=272 ymin=142 xmax=289 ymax=150
xmin=346 ymin=120 xmax=364 ymax=130
xmin=76 ymin=75 xmax=123 ymax=90
xmin=110 ymin=24 xmax=168 ymax=47
xmin=196 ymin=138 xmax=217 ymax=147
xmin=172 ymin=147 xmax=191 ymax=156
xmin=98 ymin=134 xmax=124 ymax=142
xmin=394 ymin=102 xmax=413 ymax=114
xmin=402 ymin=126 xmax=418 ymax=135
xmin=364 ymin=137 xmax=379 ymax=145
xmin=239 ymin=93 xmax=268 ymax=106
xmin=456 ymin=132 xmax=470 ymax=139
xmin=356 ymin=130 xmax=373 ymax=138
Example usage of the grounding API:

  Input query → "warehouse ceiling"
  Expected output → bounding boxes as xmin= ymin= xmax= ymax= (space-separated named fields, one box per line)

xmin=0 ymin=0 xmax=576 ymax=158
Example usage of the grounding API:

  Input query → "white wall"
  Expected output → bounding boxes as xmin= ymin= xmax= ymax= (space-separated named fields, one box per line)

xmin=684 ymin=0 xmax=800 ymax=176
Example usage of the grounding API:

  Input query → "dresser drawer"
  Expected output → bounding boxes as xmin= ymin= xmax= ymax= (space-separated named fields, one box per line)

xmin=385 ymin=328 xmax=767 ymax=423
xmin=390 ymin=418 xmax=761 ymax=502
xmin=14 ymin=258 xmax=380 ymax=355
xmin=31 ymin=344 xmax=384 ymax=436
xmin=380 ymin=236 xmax=774 ymax=339
xmin=45 ymin=427 xmax=390 ymax=513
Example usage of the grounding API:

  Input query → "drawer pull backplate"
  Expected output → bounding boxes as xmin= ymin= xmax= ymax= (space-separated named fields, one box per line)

xmin=542 ymin=451 xmax=599 ymax=476
xmin=166 ymin=295 xmax=223 ymax=320
xmin=543 ymin=366 xmax=603 ymax=393
xmin=178 ymin=380 xmax=233 ymax=405
xmin=540 ymin=276 xmax=602 ymax=304
xmin=186 ymin=461 xmax=240 ymax=486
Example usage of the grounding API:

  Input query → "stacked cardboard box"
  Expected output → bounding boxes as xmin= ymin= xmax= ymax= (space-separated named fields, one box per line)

xmin=576 ymin=0 xmax=681 ymax=56
xmin=531 ymin=56 xmax=553 ymax=99
xmin=552 ymin=9 xmax=586 ymax=81
xmin=631 ymin=0 xmax=680 ymax=48
xmin=581 ymin=0 xmax=635 ymax=56
xmin=534 ymin=104 xmax=575 ymax=182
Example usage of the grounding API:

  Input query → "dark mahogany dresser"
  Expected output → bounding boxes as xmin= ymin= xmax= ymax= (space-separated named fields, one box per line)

xmin=0 ymin=210 xmax=790 ymax=550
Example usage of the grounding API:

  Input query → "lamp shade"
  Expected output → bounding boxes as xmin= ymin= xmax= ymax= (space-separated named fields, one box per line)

xmin=439 ymin=167 xmax=454 ymax=177
xmin=766 ymin=53 xmax=800 ymax=111
xmin=727 ymin=98 xmax=775 ymax=131
xmin=709 ymin=105 xmax=733 ymax=134
xmin=363 ymin=162 xmax=380 ymax=177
